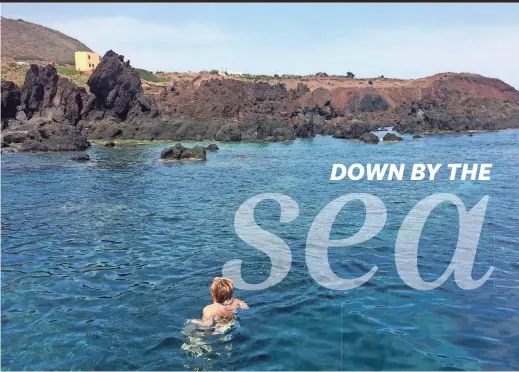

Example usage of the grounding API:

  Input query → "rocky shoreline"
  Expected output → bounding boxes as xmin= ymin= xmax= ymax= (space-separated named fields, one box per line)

xmin=2 ymin=50 xmax=519 ymax=153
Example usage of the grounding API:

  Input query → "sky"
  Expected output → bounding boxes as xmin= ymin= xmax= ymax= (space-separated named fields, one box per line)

xmin=2 ymin=3 xmax=519 ymax=88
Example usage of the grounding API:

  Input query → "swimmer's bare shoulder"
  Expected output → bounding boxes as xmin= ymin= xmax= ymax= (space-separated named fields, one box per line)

xmin=187 ymin=299 xmax=249 ymax=327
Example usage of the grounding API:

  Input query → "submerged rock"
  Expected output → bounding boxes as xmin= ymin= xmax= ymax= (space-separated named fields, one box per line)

xmin=359 ymin=132 xmax=379 ymax=144
xmin=205 ymin=143 xmax=219 ymax=151
xmin=383 ymin=133 xmax=404 ymax=142
xmin=160 ymin=143 xmax=206 ymax=161
xmin=70 ymin=153 xmax=90 ymax=162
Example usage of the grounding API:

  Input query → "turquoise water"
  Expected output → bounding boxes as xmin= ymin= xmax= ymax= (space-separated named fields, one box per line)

xmin=2 ymin=130 xmax=519 ymax=370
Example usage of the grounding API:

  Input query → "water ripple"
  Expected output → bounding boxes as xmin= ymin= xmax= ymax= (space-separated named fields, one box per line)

xmin=2 ymin=132 xmax=519 ymax=370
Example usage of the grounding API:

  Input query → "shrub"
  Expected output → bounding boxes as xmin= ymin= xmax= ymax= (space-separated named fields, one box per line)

xmin=14 ymin=55 xmax=43 ymax=61
xmin=54 ymin=67 xmax=89 ymax=88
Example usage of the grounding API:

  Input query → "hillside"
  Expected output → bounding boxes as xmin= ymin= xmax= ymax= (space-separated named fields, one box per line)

xmin=1 ymin=17 xmax=92 ymax=65
xmin=143 ymin=71 xmax=519 ymax=134
xmin=150 ymin=71 xmax=518 ymax=111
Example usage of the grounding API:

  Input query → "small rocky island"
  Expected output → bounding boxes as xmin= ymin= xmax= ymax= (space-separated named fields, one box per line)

xmin=160 ymin=143 xmax=207 ymax=161
xmin=383 ymin=133 xmax=404 ymax=142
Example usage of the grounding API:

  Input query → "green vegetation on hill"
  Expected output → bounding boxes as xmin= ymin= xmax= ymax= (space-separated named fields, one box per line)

xmin=1 ymin=62 xmax=90 ymax=89
xmin=1 ymin=62 xmax=27 ymax=86
xmin=14 ymin=55 xmax=43 ymax=61
xmin=242 ymin=74 xmax=274 ymax=81
xmin=56 ymin=66 xmax=89 ymax=89
xmin=56 ymin=66 xmax=79 ymax=75
xmin=135 ymin=68 xmax=168 ymax=83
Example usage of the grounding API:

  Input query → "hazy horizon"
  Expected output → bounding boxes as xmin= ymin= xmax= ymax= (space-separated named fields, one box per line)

xmin=2 ymin=3 xmax=519 ymax=88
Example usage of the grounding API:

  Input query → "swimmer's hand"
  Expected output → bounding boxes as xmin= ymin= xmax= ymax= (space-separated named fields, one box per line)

xmin=238 ymin=299 xmax=249 ymax=310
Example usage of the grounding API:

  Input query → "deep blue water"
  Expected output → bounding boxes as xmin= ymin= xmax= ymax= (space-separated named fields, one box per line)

xmin=2 ymin=130 xmax=519 ymax=371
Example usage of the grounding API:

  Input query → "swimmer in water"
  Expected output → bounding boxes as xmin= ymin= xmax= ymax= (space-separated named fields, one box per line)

xmin=187 ymin=277 xmax=249 ymax=330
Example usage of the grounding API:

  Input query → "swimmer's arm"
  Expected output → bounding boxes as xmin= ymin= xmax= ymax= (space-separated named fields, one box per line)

xmin=188 ymin=307 xmax=214 ymax=327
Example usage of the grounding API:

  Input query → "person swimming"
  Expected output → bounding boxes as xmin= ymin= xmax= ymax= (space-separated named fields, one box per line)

xmin=186 ymin=277 xmax=249 ymax=332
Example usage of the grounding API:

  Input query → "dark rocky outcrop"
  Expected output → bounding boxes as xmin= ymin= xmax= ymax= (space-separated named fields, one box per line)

xmin=393 ymin=95 xmax=519 ymax=133
xmin=18 ymin=65 xmax=84 ymax=125
xmin=359 ymin=132 xmax=379 ymax=144
xmin=0 ymin=50 xmax=161 ymax=149
xmin=1 ymin=65 xmax=90 ymax=152
xmin=84 ymin=50 xmax=158 ymax=122
xmin=215 ymin=123 xmax=242 ymax=141
xmin=333 ymin=122 xmax=374 ymax=139
xmin=1 ymin=81 xmax=20 ymax=126
xmin=383 ymin=133 xmax=404 ymax=142
xmin=205 ymin=143 xmax=219 ymax=151
xmin=71 ymin=153 xmax=90 ymax=161
xmin=1 ymin=118 xmax=90 ymax=152
xmin=160 ymin=143 xmax=206 ymax=161
xmin=294 ymin=118 xmax=316 ymax=138
xmin=348 ymin=94 xmax=389 ymax=113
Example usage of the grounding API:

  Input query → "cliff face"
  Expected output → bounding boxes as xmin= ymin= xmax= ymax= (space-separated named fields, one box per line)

xmin=153 ymin=72 xmax=519 ymax=135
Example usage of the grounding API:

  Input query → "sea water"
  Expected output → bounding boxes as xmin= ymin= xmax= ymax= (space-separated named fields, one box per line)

xmin=2 ymin=130 xmax=519 ymax=370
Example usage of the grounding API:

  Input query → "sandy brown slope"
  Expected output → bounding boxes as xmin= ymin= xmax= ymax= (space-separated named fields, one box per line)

xmin=1 ymin=17 xmax=92 ymax=65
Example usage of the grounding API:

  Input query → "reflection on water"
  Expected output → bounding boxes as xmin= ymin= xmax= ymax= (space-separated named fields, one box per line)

xmin=180 ymin=318 xmax=239 ymax=359
xmin=2 ymin=131 xmax=519 ymax=370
